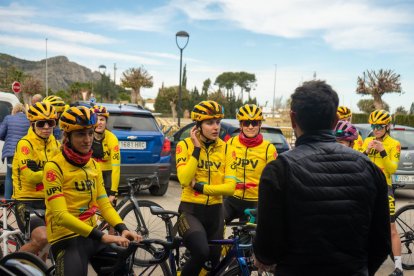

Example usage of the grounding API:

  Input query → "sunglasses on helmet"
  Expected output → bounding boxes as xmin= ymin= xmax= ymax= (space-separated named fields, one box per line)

xmin=371 ymin=124 xmax=386 ymax=130
xmin=241 ymin=120 xmax=260 ymax=127
xmin=34 ymin=119 xmax=56 ymax=128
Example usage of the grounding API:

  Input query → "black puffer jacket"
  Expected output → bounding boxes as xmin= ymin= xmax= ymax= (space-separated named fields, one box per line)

xmin=253 ymin=130 xmax=391 ymax=276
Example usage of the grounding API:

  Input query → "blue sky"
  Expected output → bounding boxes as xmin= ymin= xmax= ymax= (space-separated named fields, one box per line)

xmin=0 ymin=0 xmax=413 ymax=113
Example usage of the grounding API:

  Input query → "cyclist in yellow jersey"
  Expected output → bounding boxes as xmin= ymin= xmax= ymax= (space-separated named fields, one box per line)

xmin=42 ymin=95 xmax=67 ymax=141
xmin=337 ymin=105 xmax=363 ymax=151
xmin=361 ymin=109 xmax=402 ymax=276
xmin=12 ymin=102 xmax=60 ymax=257
xmin=43 ymin=106 xmax=140 ymax=275
xmin=224 ymin=104 xmax=277 ymax=224
xmin=176 ymin=100 xmax=237 ymax=275
xmin=91 ymin=105 xmax=120 ymax=203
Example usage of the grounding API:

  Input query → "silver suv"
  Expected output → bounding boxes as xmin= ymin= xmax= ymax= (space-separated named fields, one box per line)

xmin=390 ymin=125 xmax=414 ymax=189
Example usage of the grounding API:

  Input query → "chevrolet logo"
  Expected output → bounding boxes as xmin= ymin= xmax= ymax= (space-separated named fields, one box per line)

xmin=127 ymin=136 xmax=138 ymax=140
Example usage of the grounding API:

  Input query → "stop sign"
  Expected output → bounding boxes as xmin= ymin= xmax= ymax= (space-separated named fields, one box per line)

xmin=12 ymin=81 xmax=21 ymax=93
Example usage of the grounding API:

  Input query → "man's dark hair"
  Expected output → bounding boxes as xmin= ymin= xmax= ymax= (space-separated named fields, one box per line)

xmin=291 ymin=80 xmax=339 ymax=132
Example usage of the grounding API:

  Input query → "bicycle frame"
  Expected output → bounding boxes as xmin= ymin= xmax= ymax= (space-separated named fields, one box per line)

xmin=113 ymin=174 xmax=159 ymax=236
xmin=0 ymin=201 xmax=21 ymax=257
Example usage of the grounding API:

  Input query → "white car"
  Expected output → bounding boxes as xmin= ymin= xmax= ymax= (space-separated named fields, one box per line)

xmin=0 ymin=92 xmax=20 ymax=187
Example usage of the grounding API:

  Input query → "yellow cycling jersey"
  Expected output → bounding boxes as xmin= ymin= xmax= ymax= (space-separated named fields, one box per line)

xmin=43 ymin=152 xmax=123 ymax=244
xmin=176 ymin=137 xmax=237 ymax=205
xmin=361 ymin=134 xmax=400 ymax=185
xmin=92 ymin=129 xmax=121 ymax=194
xmin=12 ymin=128 xmax=60 ymax=200
xmin=353 ymin=134 xmax=363 ymax=151
xmin=227 ymin=136 xmax=277 ymax=201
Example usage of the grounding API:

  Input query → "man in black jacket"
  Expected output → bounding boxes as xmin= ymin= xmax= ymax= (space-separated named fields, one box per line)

xmin=253 ymin=80 xmax=391 ymax=276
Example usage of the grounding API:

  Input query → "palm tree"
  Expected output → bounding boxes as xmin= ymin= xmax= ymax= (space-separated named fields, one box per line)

xmin=120 ymin=67 xmax=153 ymax=106
xmin=356 ymin=69 xmax=402 ymax=109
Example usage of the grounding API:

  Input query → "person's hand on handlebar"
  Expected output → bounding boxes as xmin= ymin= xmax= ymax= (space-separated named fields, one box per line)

xmin=121 ymin=230 xmax=142 ymax=243
xmin=101 ymin=234 xmax=133 ymax=247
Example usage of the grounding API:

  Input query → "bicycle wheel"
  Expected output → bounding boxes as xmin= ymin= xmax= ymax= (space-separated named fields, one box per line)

xmin=0 ymin=221 xmax=24 ymax=259
xmin=0 ymin=251 xmax=50 ymax=275
xmin=219 ymin=264 xmax=274 ymax=276
xmin=119 ymin=200 xmax=173 ymax=266
xmin=394 ymin=204 xmax=414 ymax=270
xmin=132 ymin=243 xmax=171 ymax=276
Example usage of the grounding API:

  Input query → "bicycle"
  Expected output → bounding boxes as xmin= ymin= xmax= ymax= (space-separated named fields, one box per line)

xmin=96 ymin=174 xmax=173 ymax=273
xmin=393 ymin=188 xmax=414 ymax=270
xmin=0 ymin=200 xmax=24 ymax=259
xmin=98 ymin=174 xmax=169 ymax=240
xmin=0 ymin=239 xmax=176 ymax=276
xmin=142 ymin=206 xmax=262 ymax=276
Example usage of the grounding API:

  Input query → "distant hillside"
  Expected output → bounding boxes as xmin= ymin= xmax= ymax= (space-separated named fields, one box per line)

xmin=0 ymin=53 xmax=101 ymax=91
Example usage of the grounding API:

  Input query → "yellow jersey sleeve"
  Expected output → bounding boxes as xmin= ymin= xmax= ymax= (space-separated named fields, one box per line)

xmin=14 ymin=139 xmax=43 ymax=184
xmin=202 ymin=144 xmax=237 ymax=196
xmin=107 ymin=131 xmax=121 ymax=194
xmin=176 ymin=140 xmax=198 ymax=187
xmin=266 ymin=143 xmax=278 ymax=164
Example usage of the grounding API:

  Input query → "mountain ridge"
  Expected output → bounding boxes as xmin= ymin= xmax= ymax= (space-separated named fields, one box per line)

xmin=0 ymin=53 xmax=101 ymax=91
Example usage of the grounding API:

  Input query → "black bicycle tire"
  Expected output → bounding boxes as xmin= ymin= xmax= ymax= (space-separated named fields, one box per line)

xmin=118 ymin=200 xmax=173 ymax=266
xmin=0 ymin=251 xmax=50 ymax=274
xmin=219 ymin=264 xmax=274 ymax=276
xmin=133 ymin=243 xmax=171 ymax=276
xmin=393 ymin=204 xmax=414 ymax=270
xmin=0 ymin=221 xmax=25 ymax=258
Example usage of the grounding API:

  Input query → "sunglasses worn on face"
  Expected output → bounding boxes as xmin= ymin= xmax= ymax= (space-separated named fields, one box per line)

xmin=35 ymin=119 xmax=56 ymax=128
xmin=371 ymin=124 xmax=386 ymax=130
xmin=241 ymin=120 xmax=260 ymax=127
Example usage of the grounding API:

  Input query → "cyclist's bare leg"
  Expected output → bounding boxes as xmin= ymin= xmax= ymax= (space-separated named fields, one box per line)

xmin=20 ymin=226 xmax=48 ymax=260
xmin=391 ymin=222 xmax=402 ymax=260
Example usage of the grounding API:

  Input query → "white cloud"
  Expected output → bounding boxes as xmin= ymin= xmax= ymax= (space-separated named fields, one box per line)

xmin=0 ymin=21 xmax=114 ymax=45
xmin=174 ymin=0 xmax=414 ymax=51
xmin=84 ymin=5 xmax=175 ymax=32
xmin=0 ymin=35 xmax=163 ymax=65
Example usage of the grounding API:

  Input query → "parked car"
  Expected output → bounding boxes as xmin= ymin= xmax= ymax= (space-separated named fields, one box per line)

xmin=73 ymin=102 xmax=171 ymax=196
xmin=356 ymin=123 xmax=414 ymax=189
xmin=0 ymin=92 xmax=20 ymax=187
xmin=353 ymin=123 xmax=372 ymax=140
xmin=388 ymin=125 xmax=414 ymax=189
xmin=170 ymin=119 xmax=291 ymax=175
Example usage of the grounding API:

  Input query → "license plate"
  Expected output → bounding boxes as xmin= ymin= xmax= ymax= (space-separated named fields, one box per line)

xmin=119 ymin=141 xmax=146 ymax=150
xmin=395 ymin=175 xmax=414 ymax=183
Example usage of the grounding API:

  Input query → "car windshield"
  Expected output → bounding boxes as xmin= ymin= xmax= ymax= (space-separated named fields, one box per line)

xmin=107 ymin=114 xmax=159 ymax=131
xmin=391 ymin=129 xmax=414 ymax=150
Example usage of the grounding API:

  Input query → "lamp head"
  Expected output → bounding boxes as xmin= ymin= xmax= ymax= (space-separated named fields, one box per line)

xmin=176 ymin=31 xmax=190 ymax=50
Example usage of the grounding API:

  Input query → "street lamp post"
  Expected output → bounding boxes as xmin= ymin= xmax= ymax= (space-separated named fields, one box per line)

xmin=98 ymin=65 xmax=106 ymax=103
xmin=175 ymin=31 xmax=190 ymax=127
xmin=45 ymin=38 xmax=48 ymax=96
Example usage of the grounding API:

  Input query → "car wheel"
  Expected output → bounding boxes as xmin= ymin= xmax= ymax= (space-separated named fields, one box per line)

xmin=149 ymin=181 xmax=169 ymax=196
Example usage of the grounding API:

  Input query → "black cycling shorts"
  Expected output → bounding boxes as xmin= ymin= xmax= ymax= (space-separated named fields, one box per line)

xmin=51 ymin=236 xmax=118 ymax=276
xmin=223 ymin=196 xmax=257 ymax=224
xmin=177 ymin=202 xmax=224 ymax=275
xmin=388 ymin=187 xmax=396 ymax=222
xmin=15 ymin=200 xmax=46 ymax=234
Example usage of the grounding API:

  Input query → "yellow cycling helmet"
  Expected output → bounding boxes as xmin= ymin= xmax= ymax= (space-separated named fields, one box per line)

xmin=91 ymin=105 xmax=109 ymax=118
xmin=27 ymin=102 xmax=57 ymax=122
xmin=42 ymin=95 xmax=66 ymax=113
xmin=60 ymin=106 xmax=97 ymax=133
xmin=369 ymin=109 xmax=391 ymax=125
xmin=337 ymin=106 xmax=352 ymax=120
xmin=237 ymin=104 xmax=263 ymax=121
xmin=191 ymin=101 xmax=224 ymax=122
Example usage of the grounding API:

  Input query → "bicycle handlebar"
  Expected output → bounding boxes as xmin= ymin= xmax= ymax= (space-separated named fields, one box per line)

xmin=138 ymin=237 xmax=181 ymax=265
